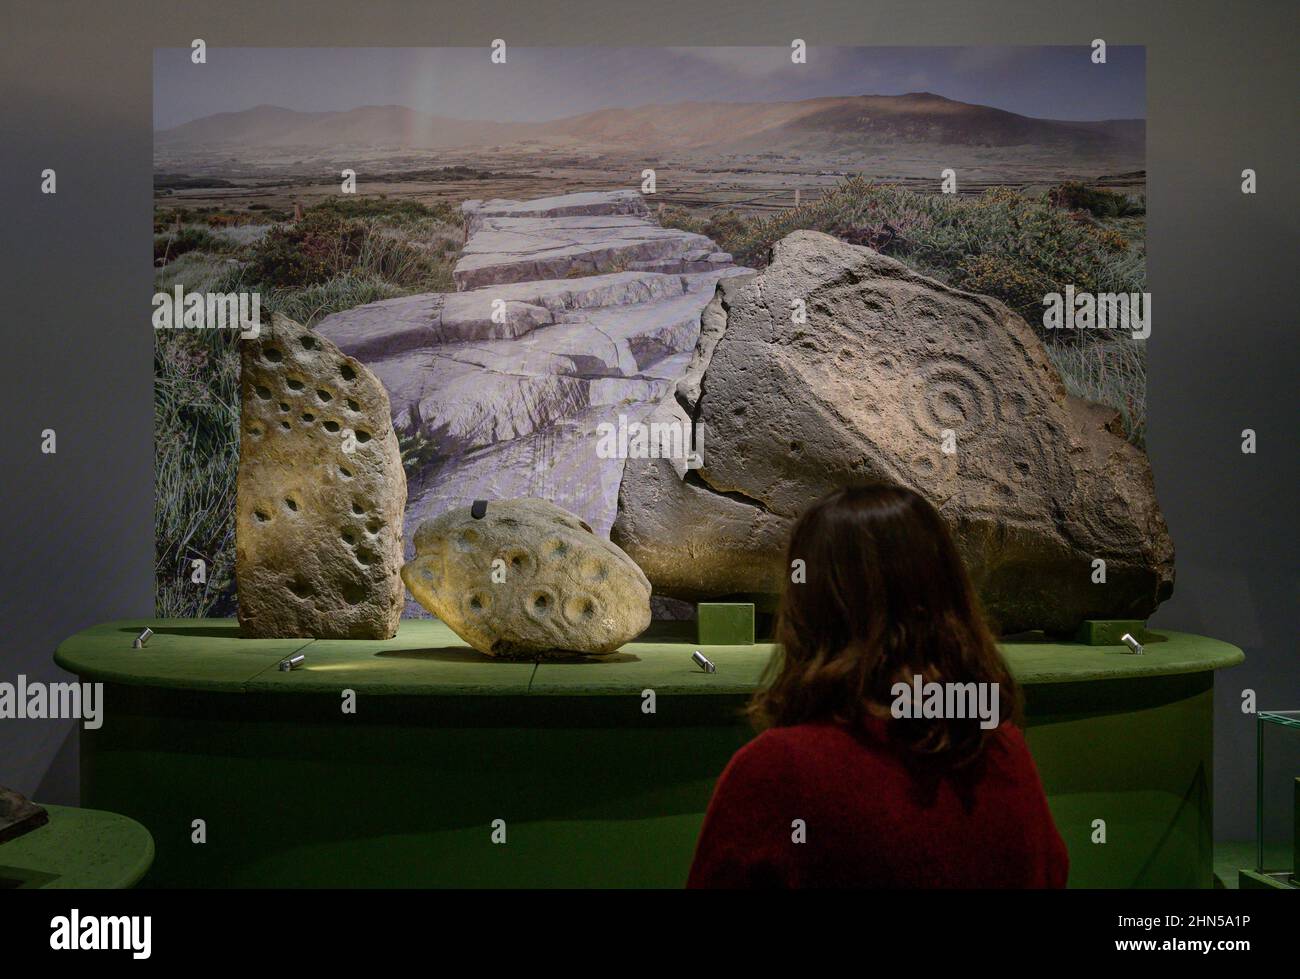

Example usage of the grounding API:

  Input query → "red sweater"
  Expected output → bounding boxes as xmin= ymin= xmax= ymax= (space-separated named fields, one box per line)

xmin=687 ymin=720 xmax=1068 ymax=888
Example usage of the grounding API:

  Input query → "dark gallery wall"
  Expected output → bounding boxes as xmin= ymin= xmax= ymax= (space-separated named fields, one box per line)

xmin=1 ymin=0 xmax=1294 ymax=844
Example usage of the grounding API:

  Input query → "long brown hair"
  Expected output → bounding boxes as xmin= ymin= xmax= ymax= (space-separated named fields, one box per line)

xmin=749 ymin=484 xmax=1020 ymax=766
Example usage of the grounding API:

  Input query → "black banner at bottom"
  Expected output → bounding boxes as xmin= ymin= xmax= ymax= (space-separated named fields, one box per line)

xmin=4 ymin=887 xmax=1289 ymax=964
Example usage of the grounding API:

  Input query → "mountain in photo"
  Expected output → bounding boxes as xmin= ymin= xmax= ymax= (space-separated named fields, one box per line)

xmin=156 ymin=93 xmax=1144 ymax=157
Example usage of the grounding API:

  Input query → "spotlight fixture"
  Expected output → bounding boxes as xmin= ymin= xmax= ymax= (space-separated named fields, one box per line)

xmin=1120 ymin=633 xmax=1144 ymax=655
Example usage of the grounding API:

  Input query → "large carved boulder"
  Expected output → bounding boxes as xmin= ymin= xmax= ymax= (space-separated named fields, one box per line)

xmin=237 ymin=313 xmax=406 ymax=638
xmin=612 ymin=231 xmax=1174 ymax=634
xmin=402 ymin=498 xmax=651 ymax=657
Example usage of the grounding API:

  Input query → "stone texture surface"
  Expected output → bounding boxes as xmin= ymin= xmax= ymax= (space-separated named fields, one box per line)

xmin=314 ymin=191 xmax=745 ymax=600
xmin=452 ymin=215 xmax=727 ymax=291
xmin=0 ymin=784 xmax=49 ymax=845
xmin=462 ymin=190 xmax=650 ymax=234
xmin=402 ymin=498 xmax=651 ymax=657
xmin=237 ymin=313 xmax=406 ymax=638
xmin=612 ymin=231 xmax=1174 ymax=634
xmin=454 ymin=192 xmax=731 ymax=290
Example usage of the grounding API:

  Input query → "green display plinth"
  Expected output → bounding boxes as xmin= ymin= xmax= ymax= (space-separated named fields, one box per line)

xmin=0 ymin=804 xmax=154 ymax=888
xmin=55 ymin=619 xmax=1243 ymax=888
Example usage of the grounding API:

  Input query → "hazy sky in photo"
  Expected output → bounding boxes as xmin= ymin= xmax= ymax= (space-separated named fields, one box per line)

xmin=154 ymin=46 xmax=1145 ymax=129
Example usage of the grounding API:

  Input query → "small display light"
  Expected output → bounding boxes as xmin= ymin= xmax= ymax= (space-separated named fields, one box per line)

xmin=1120 ymin=632 xmax=1144 ymax=655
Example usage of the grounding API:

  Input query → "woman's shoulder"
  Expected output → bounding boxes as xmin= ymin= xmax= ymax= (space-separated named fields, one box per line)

xmin=728 ymin=723 xmax=866 ymax=774
xmin=713 ymin=725 xmax=835 ymax=799
xmin=740 ymin=722 xmax=856 ymax=752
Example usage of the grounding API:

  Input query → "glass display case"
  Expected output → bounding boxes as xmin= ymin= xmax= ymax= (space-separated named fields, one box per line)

xmin=1248 ymin=710 xmax=1300 ymax=888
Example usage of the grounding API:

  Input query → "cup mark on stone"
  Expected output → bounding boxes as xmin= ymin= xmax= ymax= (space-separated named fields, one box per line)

xmin=528 ymin=589 xmax=556 ymax=617
xmin=316 ymin=389 xmax=333 ymax=403
xmin=340 ymin=363 xmax=357 ymax=382
xmin=300 ymin=335 xmax=318 ymax=351
xmin=563 ymin=594 xmax=599 ymax=625
xmin=579 ymin=555 xmax=608 ymax=583
xmin=264 ymin=347 xmax=283 ymax=363
xmin=255 ymin=384 xmax=272 ymax=400
xmin=502 ymin=547 xmax=536 ymax=576
xmin=323 ymin=420 xmax=341 ymax=433
xmin=338 ymin=465 xmax=352 ymax=479
xmin=286 ymin=378 xmax=305 ymax=391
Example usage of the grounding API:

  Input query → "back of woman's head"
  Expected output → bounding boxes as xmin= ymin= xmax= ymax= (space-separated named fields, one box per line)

xmin=749 ymin=484 xmax=1020 ymax=766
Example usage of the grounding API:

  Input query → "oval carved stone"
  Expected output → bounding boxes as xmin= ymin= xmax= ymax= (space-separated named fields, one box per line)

xmin=402 ymin=498 xmax=651 ymax=657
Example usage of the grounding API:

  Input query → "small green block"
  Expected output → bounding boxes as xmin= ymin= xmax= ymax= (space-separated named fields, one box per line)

xmin=697 ymin=603 xmax=755 ymax=645
xmin=1075 ymin=619 xmax=1147 ymax=646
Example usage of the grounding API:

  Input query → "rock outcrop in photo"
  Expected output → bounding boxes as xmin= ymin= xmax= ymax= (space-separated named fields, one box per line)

xmin=455 ymin=191 xmax=733 ymax=289
xmin=315 ymin=190 xmax=747 ymax=571
xmin=403 ymin=498 xmax=652 ymax=657
xmin=236 ymin=313 xmax=406 ymax=638
xmin=612 ymin=231 xmax=1174 ymax=634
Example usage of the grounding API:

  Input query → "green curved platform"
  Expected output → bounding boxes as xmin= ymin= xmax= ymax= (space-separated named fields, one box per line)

xmin=0 ymin=804 xmax=154 ymax=888
xmin=55 ymin=619 xmax=1243 ymax=888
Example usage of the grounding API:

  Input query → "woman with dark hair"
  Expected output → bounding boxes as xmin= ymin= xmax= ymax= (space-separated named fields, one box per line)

xmin=687 ymin=484 xmax=1069 ymax=888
